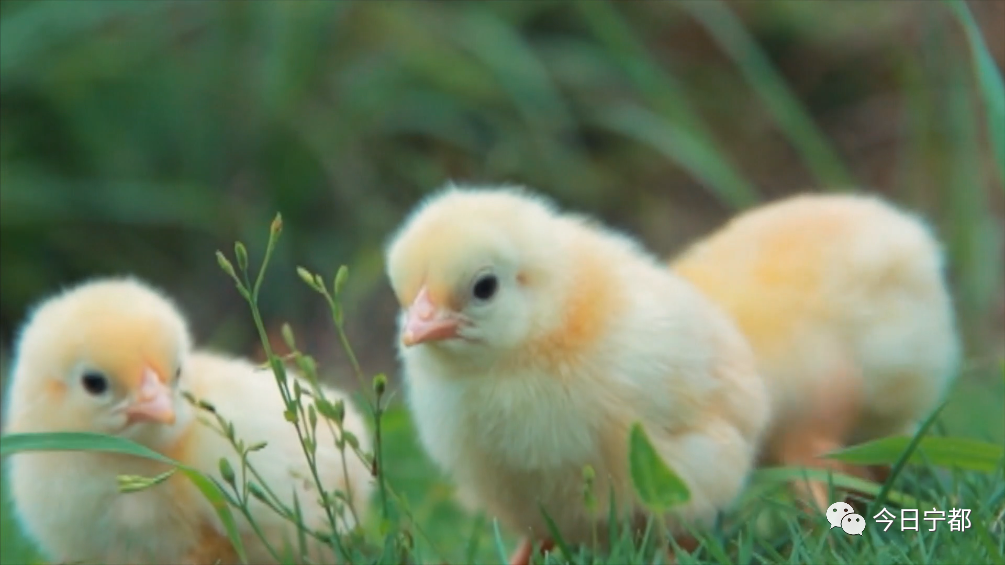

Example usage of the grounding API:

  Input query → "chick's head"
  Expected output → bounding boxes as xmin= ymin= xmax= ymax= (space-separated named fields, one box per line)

xmin=4 ymin=277 xmax=193 ymax=444
xmin=385 ymin=185 xmax=563 ymax=362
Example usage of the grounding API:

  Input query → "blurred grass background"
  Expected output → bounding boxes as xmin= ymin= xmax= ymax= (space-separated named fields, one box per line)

xmin=1 ymin=1 xmax=1003 ymax=563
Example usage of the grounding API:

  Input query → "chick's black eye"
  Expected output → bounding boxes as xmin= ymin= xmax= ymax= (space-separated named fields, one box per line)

xmin=81 ymin=372 xmax=109 ymax=395
xmin=472 ymin=274 xmax=498 ymax=301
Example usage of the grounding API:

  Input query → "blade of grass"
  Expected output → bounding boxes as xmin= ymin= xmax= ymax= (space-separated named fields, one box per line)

xmin=252 ymin=0 xmax=346 ymax=118
xmin=492 ymin=519 xmax=510 ymax=565
xmin=454 ymin=9 xmax=575 ymax=133
xmin=0 ymin=0 xmax=172 ymax=82
xmin=945 ymin=0 xmax=1005 ymax=185
xmin=452 ymin=8 xmax=591 ymax=193
xmin=0 ymin=430 xmax=175 ymax=461
xmin=538 ymin=504 xmax=575 ymax=563
xmin=183 ymin=471 xmax=249 ymax=565
xmin=0 ymin=431 xmax=248 ymax=564
xmin=749 ymin=466 xmax=925 ymax=509
xmin=463 ymin=512 xmax=486 ymax=564
xmin=682 ymin=0 xmax=855 ymax=188
xmin=0 ymin=168 xmax=227 ymax=230
xmin=976 ymin=523 xmax=1005 ymax=565
xmin=576 ymin=0 xmax=759 ymax=211
xmin=595 ymin=105 xmax=759 ymax=209
xmin=953 ymin=42 xmax=1004 ymax=340
xmin=866 ymin=401 xmax=947 ymax=515
xmin=825 ymin=435 xmax=1004 ymax=474
xmin=575 ymin=1 xmax=702 ymax=134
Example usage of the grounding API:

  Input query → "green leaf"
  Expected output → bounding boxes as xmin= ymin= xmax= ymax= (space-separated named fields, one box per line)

xmin=334 ymin=265 xmax=349 ymax=296
xmin=627 ymin=422 xmax=691 ymax=512
xmin=297 ymin=266 xmax=319 ymax=291
xmin=946 ymin=0 xmax=1005 ymax=186
xmin=0 ymin=432 xmax=248 ymax=564
xmin=825 ymin=435 xmax=1005 ymax=474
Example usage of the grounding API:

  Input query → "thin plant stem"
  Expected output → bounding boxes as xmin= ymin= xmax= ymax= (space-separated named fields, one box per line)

xmin=313 ymin=278 xmax=391 ymax=522
xmin=231 ymin=232 xmax=354 ymax=564
xmin=245 ymin=299 xmax=352 ymax=564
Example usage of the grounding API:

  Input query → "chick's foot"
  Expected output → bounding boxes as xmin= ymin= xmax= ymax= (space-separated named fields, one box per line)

xmin=508 ymin=538 xmax=555 ymax=565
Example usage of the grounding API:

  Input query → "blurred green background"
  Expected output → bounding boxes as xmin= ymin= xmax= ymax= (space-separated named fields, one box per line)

xmin=1 ymin=1 xmax=1003 ymax=563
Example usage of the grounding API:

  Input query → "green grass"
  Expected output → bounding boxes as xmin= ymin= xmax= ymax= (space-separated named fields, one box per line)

xmin=2 ymin=346 xmax=1003 ymax=565
xmin=1 ymin=0 xmax=1003 ymax=563
xmin=2 ymin=347 xmax=1003 ymax=565
xmin=2 ymin=223 xmax=1003 ymax=565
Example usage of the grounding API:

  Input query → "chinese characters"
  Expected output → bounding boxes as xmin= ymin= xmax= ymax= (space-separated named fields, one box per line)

xmin=871 ymin=507 xmax=972 ymax=532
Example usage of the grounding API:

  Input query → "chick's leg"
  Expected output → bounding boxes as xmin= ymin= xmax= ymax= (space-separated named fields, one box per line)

xmin=508 ymin=539 xmax=534 ymax=565
xmin=851 ymin=422 xmax=922 ymax=501
xmin=508 ymin=538 xmax=554 ymax=565
xmin=770 ymin=362 xmax=876 ymax=513
xmin=774 ymin=434 xmax=872 ymax=512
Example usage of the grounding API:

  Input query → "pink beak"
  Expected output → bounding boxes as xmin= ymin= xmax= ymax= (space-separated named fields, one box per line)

xmin=401 ymin=286 xmax=461 ymax=347
xmin=126 ymin=367 xmax=176 ymax=425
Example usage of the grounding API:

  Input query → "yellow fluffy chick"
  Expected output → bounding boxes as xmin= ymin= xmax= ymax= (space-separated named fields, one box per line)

xmin=384 ymin=185 xmax=770 ymax=564
xmin=671 ymin=193 xmax=961 ymax=509
xmin=2 ymin=277 xmax=372 ymax=565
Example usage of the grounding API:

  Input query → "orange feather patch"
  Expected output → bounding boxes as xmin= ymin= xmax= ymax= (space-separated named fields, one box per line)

xmin=522 ymin=248 xmax=623 ymax=374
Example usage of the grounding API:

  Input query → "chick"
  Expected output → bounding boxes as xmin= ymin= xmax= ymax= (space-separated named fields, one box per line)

xmin=384 ymin=185 xmax=770 ymax=564
xmin=2 ymin=277 xmax=373 ymax=565
xmin=671 ymin=193 xmax=961 ymax=510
